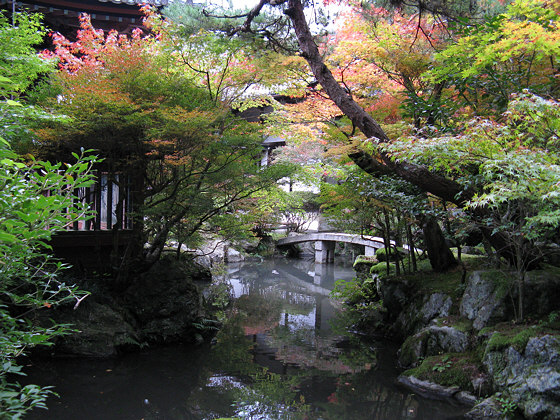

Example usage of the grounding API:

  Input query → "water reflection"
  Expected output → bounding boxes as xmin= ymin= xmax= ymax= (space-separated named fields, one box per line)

xmin=24 ymin=258 xmax=467 ymax=420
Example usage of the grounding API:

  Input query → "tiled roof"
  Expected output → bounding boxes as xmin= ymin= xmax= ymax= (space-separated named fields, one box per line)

xmin=0 ymin=0 xmax=169 ymax=35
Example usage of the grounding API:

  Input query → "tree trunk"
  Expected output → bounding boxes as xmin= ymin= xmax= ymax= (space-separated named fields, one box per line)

xmin=421 ymin=216 xmax=458 ymax=272
xmin=283 ymin=0 xmax=532 ymax=268
xmin=384 ymin=209 xmax=400 ymax=275
xmin=285 ymin=0 xmax=471 ymax=206
xmin=406 ymin=221 xmax=417 ymax=272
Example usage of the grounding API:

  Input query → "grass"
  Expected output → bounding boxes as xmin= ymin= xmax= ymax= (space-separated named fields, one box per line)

xmin=382 ymin=253 xmax=491 ymax=300
xmin=481 ymin=320 xmax=560 ymax=354
xmin=435 ymin=316 xmax=473 ymax=333
xmin=403 ymin=352 xmax=484 ymax=392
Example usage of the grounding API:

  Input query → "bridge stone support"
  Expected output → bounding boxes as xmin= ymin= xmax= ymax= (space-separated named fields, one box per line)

xmin=365 ymin=246 xmax=377 ymax=257
xmin=313 ymin=263 xmax=332 ymax=284
xmin=315 ymin=240 xmax=335 ymax=264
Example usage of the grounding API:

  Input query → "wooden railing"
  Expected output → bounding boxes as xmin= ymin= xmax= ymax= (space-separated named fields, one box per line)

xmin=65 ymin=172 xmax=133 ymax=231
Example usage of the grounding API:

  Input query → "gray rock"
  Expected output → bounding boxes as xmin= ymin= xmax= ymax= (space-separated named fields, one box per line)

xmin=460 ymin=271 xmax=511 ymax=330
xmin=472 ymin=374 xmax=493 ymax=397
xmin=456 ymin=391 xmax=478 ymax=406
xmin=420 ymin=293 xmax=453 ymax=324
xmin=398 ymin=324 xmax=469 ymax=368
xmin=460 ymin=270 xmax=560 ymax=330
xmin=397 ymin=374 xmax=460 ymax=400
xmin=193 ymin=240 xmax=246 ymax=266
xmin=392 ymin=292 xmax=453 ymax=338
xmin=225 ymin=247 xmax=244 ymax=263
xmin=465 ymin=396 xmax=513 ymax=419
xmin=484 ymin=335 xmax=560 ymax=419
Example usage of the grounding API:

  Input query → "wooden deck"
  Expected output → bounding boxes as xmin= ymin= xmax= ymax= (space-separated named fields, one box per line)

xmin=50 ymin=229 xmax=135 ymax=272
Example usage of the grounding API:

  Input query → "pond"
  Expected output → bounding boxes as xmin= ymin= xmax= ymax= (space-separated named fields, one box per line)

xmin=24 ymin=258 xmax=468 ymax=419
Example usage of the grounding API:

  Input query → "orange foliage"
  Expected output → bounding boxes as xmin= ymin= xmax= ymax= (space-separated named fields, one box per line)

xmin=324 ymin=6 xmax=449 ymax=125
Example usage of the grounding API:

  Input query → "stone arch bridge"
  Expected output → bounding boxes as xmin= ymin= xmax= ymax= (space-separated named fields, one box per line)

xmin=277 ymin=232 xmax=390 ymax=263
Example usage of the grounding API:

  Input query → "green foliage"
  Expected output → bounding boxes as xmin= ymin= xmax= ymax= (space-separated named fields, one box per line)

xmin=163 ymin=2 xmax=299 ymax=54
xmin=332 ymin=278 xmax=378 ymax=308
xmin=386 ymin=93 xmax=560 ymax=288
xmin=426 ymin=0 xmax=559 ymax=115
xmin=0 ymin=147 xmax=96 ymax=417
xmin=34 ymin=19 xmax=296 ymax=273
xmin=0 ymin=12 xmax=52 ymax=98
xmin=318 ymin=166 xmax=425 ymax=236
xmin=432 ymin=355 xmax=452 ymax=372
xmin=496 ymin=395 xmax=517 ymax=415
xmin=0 ymin=11 xmax=62 ymax=155
xmin=0 ymin=15 xmax=96 ymax=416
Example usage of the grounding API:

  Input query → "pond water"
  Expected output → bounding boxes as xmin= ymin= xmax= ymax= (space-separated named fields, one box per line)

xmin=24 ymin=258 xmax=468 ymax=420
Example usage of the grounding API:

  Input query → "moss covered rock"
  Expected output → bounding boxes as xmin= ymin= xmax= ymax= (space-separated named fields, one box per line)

xmin=370 ymin=262 xmax=398 ymax=280
xmin=484 ymin=334 xmax=560 ymax=419
xmin=403 ymin=353 xmax=484 ymax=394
xmin=42 ymin=299 xmax=139 ymax=357
xmin=353 ymin=255 xmax=378 ymax=282
xmin=465 ymin=395 xmax=515 ymax=419
xmin=375 ymin=246 xmax=407 ymax=262
xmin=398 ymin=324 xmax=470 ymax=368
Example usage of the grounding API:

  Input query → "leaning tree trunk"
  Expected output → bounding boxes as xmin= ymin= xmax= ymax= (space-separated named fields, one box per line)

xmin=286 ymin=0 xmax=458 ymax=270
xmin=421 ymin=216 xmax=458 ymax=272
xmin=283 ymin=0 xmax=521 ymax=269
xmin=285 ymin=0 xmax=469 ymax=205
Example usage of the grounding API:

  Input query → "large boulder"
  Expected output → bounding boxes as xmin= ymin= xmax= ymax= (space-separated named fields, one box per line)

xmin=484 ymin=334 xmax=560 ymax=419
xmin=391 ymin=291 xmax=453 ymax=338
xmin=460 ymin=271 xmax=512 ymax=330
xmin=398 ymin=324 xmax=470 ymax=368
xmin=461 ymin=270 xmax=560 ymax=331
xmin=39 ymin=299 xmax=138 ymax=357
xmin=124 ymin=257 xmax=208 ymax=343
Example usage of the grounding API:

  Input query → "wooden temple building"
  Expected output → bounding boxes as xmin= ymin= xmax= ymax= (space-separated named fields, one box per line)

xmin=1 ymin=0 xmax=281 ymax=272
xmin=0 ymin=0 xmax=168 ymax=36
xmin=0 ymin=0 xmax=174 ymax=271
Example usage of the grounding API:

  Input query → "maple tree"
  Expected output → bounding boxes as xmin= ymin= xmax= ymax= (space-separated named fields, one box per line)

xmin=426 ymin=0 xmax=560 ymax=117
xmin=171 ymin=0 xmax=557 ymax=271
xmin=35 ymin=13 xmax=292 ymax=284
xmin=385 ymin=92 xmax=560 ymax=319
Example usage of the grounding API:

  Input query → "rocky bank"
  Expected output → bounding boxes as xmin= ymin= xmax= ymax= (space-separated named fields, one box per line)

xmin=355 ymin=257 xmax=560 ymax=420
xmin=34 ymin=255 xmax=213 ymax=357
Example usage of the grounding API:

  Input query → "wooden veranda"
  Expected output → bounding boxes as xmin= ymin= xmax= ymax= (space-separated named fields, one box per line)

xmin=50 ymin=171 xmax=136 ymax=272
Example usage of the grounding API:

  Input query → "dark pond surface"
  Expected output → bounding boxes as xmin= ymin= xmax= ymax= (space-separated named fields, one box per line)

xmin=24 ymin=258 xmax=468 ymax=419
